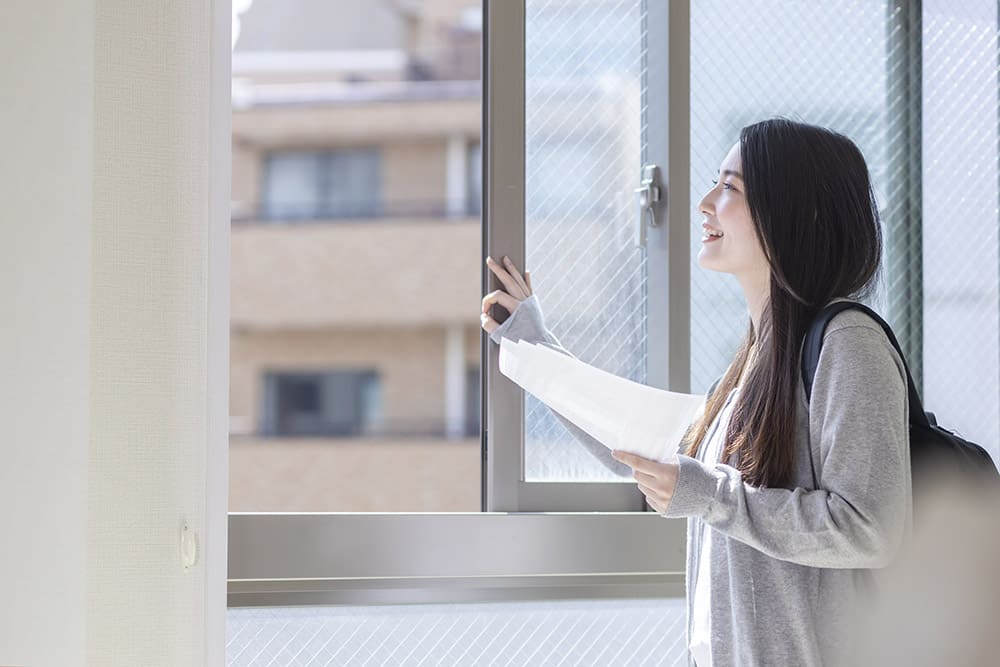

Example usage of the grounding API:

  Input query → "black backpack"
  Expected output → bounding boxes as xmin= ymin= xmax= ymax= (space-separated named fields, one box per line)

xmin=801 ymin=301 xmax=999 ymax=501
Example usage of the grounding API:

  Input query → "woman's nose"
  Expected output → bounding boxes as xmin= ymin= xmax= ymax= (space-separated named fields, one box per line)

xmin=698 ymin=196 xmax=713 ymax=216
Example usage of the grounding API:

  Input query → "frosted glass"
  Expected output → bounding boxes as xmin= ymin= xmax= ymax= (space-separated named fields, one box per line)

xmin=689 ymin=0 xmax=891 ymax=393
xmin=523 ymin=0 xmax=647 ymax=482
xmin=227 ymin=598 xmax=687 ymax=666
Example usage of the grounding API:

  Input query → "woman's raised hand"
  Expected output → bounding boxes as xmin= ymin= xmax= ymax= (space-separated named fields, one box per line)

xmin=481 ymin=255 xmax=533 ymax=335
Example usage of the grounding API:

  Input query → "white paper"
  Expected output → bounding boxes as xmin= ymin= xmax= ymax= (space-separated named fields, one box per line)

xmin=499 ymin=337 xmax=707 ymax=462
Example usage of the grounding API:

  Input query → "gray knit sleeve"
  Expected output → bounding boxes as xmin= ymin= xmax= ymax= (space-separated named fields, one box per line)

xmin=488 ymin=294 xmax=632 ymax=477
xmin=662 ymin=324 xmax=912 ymax=569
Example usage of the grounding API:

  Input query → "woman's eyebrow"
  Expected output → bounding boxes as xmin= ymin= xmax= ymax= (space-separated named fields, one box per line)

xmin=719 ymin=169 xmax=743 ymax=180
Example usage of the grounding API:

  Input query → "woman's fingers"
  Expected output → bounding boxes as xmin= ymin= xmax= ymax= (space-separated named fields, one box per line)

xmin=486 ymin=256 xmax=529 ymax=300
xmin=481 ymin=289 xmax=521 ymax=319
xmin=480 ymin=311 xmax=497 ymax=334
xmin=502 ymin=256 xmax=531 ymax=297
xmin=480 ymin=289 xmax=520 ymax=334
xmin=482 ymin=256 xmax=535 ymax=336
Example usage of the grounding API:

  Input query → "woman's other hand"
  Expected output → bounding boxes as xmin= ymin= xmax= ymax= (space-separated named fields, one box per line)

xmin=481 ymin=255 xmax=533 ymax=335
xmin=610 ymin=449 xmax=681 ymax=515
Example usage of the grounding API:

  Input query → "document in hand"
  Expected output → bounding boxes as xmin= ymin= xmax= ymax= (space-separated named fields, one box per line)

xmin=498 ymin=337 xmax=708 ymax=462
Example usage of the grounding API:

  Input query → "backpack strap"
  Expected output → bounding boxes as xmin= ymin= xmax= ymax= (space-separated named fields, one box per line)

xmin=801 ymin=301 xmax=930 ymax=428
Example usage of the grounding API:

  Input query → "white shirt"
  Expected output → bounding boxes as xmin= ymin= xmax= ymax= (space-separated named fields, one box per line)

xmin=690 ymin=386 xmax=741 ymax=667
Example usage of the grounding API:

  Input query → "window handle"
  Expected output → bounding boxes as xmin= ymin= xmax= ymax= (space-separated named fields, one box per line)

xmin=634 ymin=164 xmax=661 ymax=248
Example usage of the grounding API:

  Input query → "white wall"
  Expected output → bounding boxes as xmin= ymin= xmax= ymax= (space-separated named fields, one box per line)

xmin=0 ymin=1 xmax=230 ymax=665
xmin=0 ymin=2 xmax=94 ymax=664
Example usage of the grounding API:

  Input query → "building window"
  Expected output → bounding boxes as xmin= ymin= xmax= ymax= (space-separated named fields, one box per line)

xmin=261 ymin=148 xmax=380 ymax=221
xmin=464 ymin=365 xmax=480 ymax=436
xmin=260 ymin=370 xmax=381 ymax=437
xmin=466 ymin=141 xmax=481 ymax=216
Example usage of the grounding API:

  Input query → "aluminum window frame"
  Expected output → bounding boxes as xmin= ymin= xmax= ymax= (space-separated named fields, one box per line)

xmin=484 ymin=0 xmax=689 ymax=513
xmin=885 ymin=0 xmax=924 ymax=392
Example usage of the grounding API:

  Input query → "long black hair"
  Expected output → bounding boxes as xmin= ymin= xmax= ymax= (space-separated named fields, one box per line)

xmin=680 ymin=117 xmax=884 ymax=488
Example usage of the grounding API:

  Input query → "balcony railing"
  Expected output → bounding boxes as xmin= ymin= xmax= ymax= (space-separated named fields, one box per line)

xmin=232 ymin=196 xmax=481 ymax=223
xmin=236 ymin=416 xmax=481 ymax=439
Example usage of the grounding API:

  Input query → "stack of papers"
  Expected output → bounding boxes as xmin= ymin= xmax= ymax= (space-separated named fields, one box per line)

xmin=499 ymin=337 xmax=708 ymax=462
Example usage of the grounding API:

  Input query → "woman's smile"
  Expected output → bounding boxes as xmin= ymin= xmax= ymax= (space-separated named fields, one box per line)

xmin=701 ymin=222 xmax=725 ymax=243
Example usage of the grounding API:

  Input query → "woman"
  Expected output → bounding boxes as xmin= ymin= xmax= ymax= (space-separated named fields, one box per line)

xmin=480 ymin=117 xmax=912 ymax=666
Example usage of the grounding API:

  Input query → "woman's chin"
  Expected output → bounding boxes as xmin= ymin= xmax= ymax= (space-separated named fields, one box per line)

xmin=696 ymin=254 xmax=725 ymax=273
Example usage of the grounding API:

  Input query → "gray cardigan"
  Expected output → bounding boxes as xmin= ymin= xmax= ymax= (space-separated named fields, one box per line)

xmin=488 ymin=294 xmax=912 ymax=666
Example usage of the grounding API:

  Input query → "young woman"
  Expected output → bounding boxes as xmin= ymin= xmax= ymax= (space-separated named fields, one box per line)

xmin=480 ymin=117 xmax=912 ymax=666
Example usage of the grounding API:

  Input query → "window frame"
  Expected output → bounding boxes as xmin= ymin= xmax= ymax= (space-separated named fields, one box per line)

xmin=227 ymin=0 xmax=927 ymax=608
xmin=885 ymin=0 xmax=924 ymax=392
xmin=228 ymin=0 xmax=689 ymax=608
xmin=484 ymin=0 xmax=688 ymax=512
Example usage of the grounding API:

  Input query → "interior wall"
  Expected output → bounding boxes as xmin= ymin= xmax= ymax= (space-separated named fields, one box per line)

xmin=0 ymin=1 xmax=230 ymax=665
xmin=0 ymin=1 xmax=94 ymax=664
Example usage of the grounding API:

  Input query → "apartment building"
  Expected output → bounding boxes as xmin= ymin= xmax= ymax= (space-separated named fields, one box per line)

xmin=229 ymin=0 xmax=484 ymax=512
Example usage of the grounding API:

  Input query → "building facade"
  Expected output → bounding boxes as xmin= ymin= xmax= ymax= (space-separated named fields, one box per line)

xmin=230 ymin=0 xmax=484 ymax=512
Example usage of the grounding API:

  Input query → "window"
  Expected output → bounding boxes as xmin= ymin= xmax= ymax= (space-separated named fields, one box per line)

xmin=260 ymin=370 xmax=381 ymax=437
xmin=464 ymin=364 xmax=480 ymax=436
xmin=466 ymin=141 xmax=481 ymax=215
xmin=229 ymin=0 xmax=1000 ymax=621
xmin=501 ymin=0 xmax=658 ymax=494
xmin=261 ymin=148 xmax=380 ymax=221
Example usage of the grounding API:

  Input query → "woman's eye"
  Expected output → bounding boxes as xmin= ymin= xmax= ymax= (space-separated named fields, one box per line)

xmin=711 ymin=179 xmax=734 ymax=190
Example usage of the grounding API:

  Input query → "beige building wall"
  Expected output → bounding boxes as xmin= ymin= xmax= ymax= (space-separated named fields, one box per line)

xmin=230 ymin=220 xmax=482 ymax=328
xmin=229 ymin=438 xmax=481 ymax=512
xmin=231 ymin=139 xmax=261 ymax=219
xmin=383 ymin=139 xmax=449 ymax=209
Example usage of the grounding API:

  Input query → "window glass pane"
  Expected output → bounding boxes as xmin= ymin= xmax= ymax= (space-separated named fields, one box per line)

xmin=689 ymin=1 xmax=892 ymax=391
xmin=922 ymin=0 xmax=999 ymax=459
xmin=227 ymin=598 xmax=687 ymax=665
xmin=689 ymin=0 xmax=1000 ymax=467
xmin=466 ymin=141 xmax=481 ymax=215
xmin=262 ymin=151 xmax=324 ymax=220
xmin=357 ymin=371 xmax=383 ymax=436
xmin=465 ymin=365 xmax=481 ymax=437
xmin=524 ymin=0 xmax=645 ymax=481
xmin=325 ymin=149 xmax=380 ymax=218
xmin=260 ymin=370 xmax=382 ymax=437
xmin=262 ymin=148 xmax=381 ymax=220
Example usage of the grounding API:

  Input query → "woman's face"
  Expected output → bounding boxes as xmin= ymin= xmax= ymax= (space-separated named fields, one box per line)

xmin=696 ymin=141 xmax=770 ymax=282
